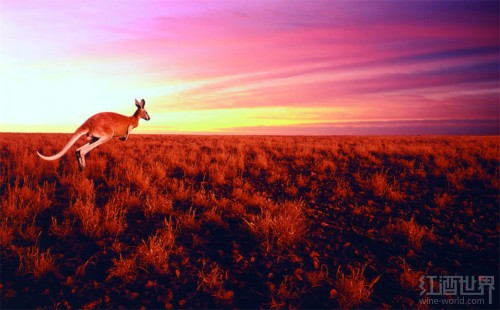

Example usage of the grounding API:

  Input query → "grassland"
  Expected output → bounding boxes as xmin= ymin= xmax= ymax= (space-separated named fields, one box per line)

xmin=0 ymin=133 xmax=498 ymax=308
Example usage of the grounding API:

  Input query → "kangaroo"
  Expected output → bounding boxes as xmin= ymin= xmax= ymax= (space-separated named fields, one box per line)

xmin=37 ymin=98 xmax=150 ymax=170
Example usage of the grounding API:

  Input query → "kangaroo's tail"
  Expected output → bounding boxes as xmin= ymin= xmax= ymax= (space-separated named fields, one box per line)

xmin=37 ymin=129 xmax=88 ymax=161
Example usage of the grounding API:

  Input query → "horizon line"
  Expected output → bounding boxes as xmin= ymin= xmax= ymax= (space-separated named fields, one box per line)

xmin=1 ymin=131 xmax=498 ymax=137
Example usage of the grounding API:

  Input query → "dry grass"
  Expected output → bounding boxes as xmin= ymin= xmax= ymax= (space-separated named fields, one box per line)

xmin=137 ymin=221 xmax=175 ymax=274
xmin=177 ymin=207 xmax=200 ymax=232
xmin=75 ymin=255 xmax=98 ymax=277
xmin=268 ymin=275 xmax=302 ymax=309
xmin=16 ymin=245 xmax=56 ymax=279
xmin=245 ymin=201 xmax=308 ymax=253
xmin=370 ymin=171 xmax=390 ymax=197
xmin=398 ymin=259 xmax=425 ymax=292
xmin=101 ymin=198 xmax=128 ymax=236
xmin=49 ymin=217 xmax=74 ymax=239
xmin=144 ymin=193 xmax=173 ymax=218
xmin=68 ymin=196 xmax=126 ymax=238
xmin=333 ymin=178 xmax=354 ymax=200
xmin=2 ymin=180 xmax=53 ymax=216
xmin=68 ymin=199 xmax=101 ymax=238
xmin=364 ymin=170 xmax=406 ymax=202
xmin=0 ymin=134 xmax=497 ymax=309
xmin=197 ymin=261 xmax=233 ymax=302
xmin=382 ymin=217 xmax=431 ymax=251
xmin=67 ymin=176 xmax=95 ymax=201
xmin=202 ymin=207 xmax=227 ymax=229
xmin=434 ymin=192 xmax=454 ymax=209
xmin=106 ymin=254 xmax=138 ymax=282
xmin=306 ymin=264 xmax=331 ymax=288
xmin=334 ymin=264 xmax=380 ymax=309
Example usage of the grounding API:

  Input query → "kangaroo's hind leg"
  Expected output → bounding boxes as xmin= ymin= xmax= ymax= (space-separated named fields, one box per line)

xmin=76 ymin=135 xmax=112 ymax=171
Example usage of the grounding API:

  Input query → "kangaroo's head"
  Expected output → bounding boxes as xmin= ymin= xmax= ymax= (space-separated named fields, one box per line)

xmin=135 ymin=98 xmax=151 ymax=121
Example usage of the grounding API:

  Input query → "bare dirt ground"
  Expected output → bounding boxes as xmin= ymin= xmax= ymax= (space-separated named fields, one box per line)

xmin=1 ymin=133 xmax=498 ymax=308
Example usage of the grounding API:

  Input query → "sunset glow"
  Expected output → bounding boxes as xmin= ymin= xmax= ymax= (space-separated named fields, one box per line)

xmin=1 ymin=0 xmax=498 ymax=134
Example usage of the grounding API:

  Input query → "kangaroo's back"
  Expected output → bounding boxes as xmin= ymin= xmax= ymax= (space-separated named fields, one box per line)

xmin=83 ymin=112 xmax=132 ymax=137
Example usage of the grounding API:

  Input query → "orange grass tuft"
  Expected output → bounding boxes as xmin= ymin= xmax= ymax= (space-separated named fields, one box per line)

xmin=245 ymin=201 xmax=308 ymax=253
xmin=106 ymin=254 xmax=138 ymax=282
xmin=334 ymin=264 xmax=380 ymax=309
xmin=382 ymin=217 xmax=431 ymax=251
xmin=398 ymin=259 xmax=425 ymax=292
xmin=17 ymin=245 xmax=56 ymax=279
xmin=197 ymin=261 xmax=233 ymax=302
xmin=137 ymin=221 xmax=175 ymax=274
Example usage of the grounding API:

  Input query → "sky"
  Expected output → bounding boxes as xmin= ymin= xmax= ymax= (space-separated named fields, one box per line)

xmin=0 ymin=0 xmax=498 ymax=135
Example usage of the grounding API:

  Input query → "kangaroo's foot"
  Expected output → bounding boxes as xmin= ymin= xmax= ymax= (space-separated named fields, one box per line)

xmin=76 ymin=150 xmax=86 ymax=171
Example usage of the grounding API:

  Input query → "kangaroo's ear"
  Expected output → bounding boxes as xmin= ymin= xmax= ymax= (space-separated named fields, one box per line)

xmin=141 ymin=99 xmax=146 ymax=107
xmin=135 ymin=99 xmax=141 ymax=108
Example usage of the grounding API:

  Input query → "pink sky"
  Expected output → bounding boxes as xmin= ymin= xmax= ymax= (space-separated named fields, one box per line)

xmin=1 ymin=0 xmax=498 ymax=134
